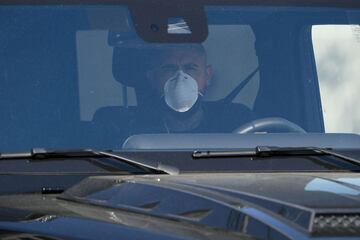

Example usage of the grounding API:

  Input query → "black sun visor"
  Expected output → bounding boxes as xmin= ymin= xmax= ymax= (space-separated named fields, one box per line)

xmin=109 ymin=0 xmax=208 ymax=45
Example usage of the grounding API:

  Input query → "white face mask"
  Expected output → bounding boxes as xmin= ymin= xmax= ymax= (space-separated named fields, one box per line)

xmin=163 ymin=70 xmax=199 ymax=112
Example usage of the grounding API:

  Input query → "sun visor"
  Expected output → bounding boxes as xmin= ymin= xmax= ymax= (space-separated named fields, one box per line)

xmin=126 ymin=0 xmax=208 ymax=44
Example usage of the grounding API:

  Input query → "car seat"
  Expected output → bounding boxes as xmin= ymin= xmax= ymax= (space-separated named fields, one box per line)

xmin=92 ymin=47 xmax=156 ymax=148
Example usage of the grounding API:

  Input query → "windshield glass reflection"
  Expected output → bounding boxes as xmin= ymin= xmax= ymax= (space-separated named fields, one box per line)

xmin=0 ymin=5 xmax=359 ymax=151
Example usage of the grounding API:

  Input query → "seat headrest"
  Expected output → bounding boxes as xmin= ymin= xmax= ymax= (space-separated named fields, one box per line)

xmin=112 ymin=47 xmax=155 ymax=88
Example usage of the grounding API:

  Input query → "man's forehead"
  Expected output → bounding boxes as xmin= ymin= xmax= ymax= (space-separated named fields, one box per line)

xmin=159 ymin=48 xmax=205 ymax=64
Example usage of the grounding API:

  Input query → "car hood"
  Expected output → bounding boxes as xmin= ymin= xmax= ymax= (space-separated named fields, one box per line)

xmin=62 ymin=172 xmax=360 ymax=237
xmin=1 ymin=172 xmax=360 ymax=239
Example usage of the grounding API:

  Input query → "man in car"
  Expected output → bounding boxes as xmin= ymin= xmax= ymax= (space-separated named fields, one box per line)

xmin=132 ymin=44 xmax=254 ymax=133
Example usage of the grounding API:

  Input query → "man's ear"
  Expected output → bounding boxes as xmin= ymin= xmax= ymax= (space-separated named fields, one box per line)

xmin=205 ymin=65 xmax=213 ymax=86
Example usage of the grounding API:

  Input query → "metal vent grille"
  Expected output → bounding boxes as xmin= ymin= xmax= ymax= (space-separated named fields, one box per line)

xmin=312 ymin=214 xmax=360 ymax=236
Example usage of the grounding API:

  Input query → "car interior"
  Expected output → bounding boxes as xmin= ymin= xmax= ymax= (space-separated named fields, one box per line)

xmin=0 ymin=6 xmax=338 ymax=151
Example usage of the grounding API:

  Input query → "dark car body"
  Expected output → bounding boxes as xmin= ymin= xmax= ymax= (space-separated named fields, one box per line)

xmin=2 ymin=172 xmax=360 ymax=239
xmin=0 ymin=0 xmax=359 ymax=239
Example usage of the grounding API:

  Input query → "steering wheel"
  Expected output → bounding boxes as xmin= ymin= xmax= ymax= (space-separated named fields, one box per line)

xmin=233 ymin=117 xmax=306 ymax=134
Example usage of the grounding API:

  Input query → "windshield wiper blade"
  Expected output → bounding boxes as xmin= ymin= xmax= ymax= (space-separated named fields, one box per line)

xmin=193 ymin=146 xmax=360 ymax=167
xmin=98 ymin=150 xmax=178 ymax=175
xmin=0 ymin=148 xmax=178 ymax=175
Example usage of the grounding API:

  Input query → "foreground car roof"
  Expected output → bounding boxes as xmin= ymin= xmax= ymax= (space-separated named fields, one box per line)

xmin=1 ymin=173 xmax=360 ymax=239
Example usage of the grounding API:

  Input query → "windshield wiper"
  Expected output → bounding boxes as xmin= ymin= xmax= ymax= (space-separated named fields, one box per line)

xmin=0 ymin=148 xmax=178 ymax=175
xmin=193 ymin=146 xmax=360 ymax=167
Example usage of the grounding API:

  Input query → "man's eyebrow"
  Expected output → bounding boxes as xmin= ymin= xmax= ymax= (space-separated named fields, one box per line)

xmin=184 ymin=63 xmax=199 ymax=68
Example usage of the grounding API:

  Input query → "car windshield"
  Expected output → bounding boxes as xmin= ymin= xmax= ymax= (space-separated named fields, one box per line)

xmin=0 ymin=3 xmax=359 ymax=153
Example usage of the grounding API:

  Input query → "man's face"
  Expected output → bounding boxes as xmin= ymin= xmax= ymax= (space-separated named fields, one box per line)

xmin=147 ymin=47 xmax=213 ymax=94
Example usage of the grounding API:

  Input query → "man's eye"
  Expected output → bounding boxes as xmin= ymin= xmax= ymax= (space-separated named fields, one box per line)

xmin=185 ymin=65 xmax=198 ymax=71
